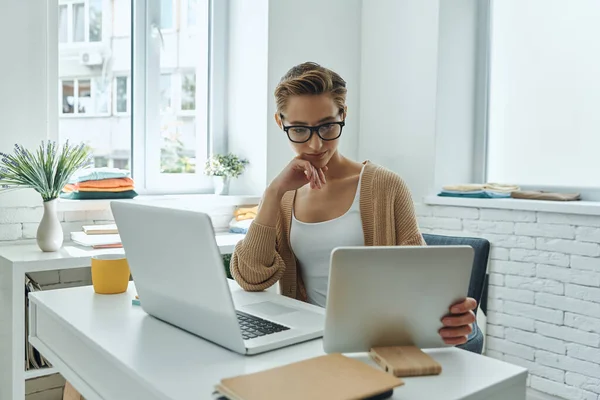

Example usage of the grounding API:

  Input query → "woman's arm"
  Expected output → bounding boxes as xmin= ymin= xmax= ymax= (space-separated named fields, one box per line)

xmin=230 ymin=187 xmax=287 ymax=291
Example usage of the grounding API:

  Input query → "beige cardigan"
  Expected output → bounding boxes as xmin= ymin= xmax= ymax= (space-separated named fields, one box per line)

xmin=231 ymin=161 xmax=425 ymax=302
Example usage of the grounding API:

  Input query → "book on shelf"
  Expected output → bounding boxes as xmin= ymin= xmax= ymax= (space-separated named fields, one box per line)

xmin=82 ymin=223 xmax=118 ymax=235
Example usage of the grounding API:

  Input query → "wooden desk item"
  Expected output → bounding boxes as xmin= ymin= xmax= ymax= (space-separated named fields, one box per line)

xmin=369 ymin=346 xmax=442 ymax=377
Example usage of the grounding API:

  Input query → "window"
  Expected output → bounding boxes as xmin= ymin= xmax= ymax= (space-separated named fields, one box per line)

xmin=57 ymin=0 xmax=216 ymax=191
xmin=59 ymin=78 xmax=109 ymax=116
xmin=73 ymin=3 xmax=85 ymax=42
xmin=88 ymin=0 xmax=103 ymax=42
xmin=184 ymin=0 xmax=198 ymax=28
xmin=160 ymin=73 xmax=172 ymax=113
xmin=94 ymin=157 xmax=108 ymax=167
xmin=181 ymin=73 xmax=196 ymax=111
xmin=160 ymin=0 xmax=174 ymax=30
xmin=59 ymin=0 xmax=103 ymax=44
xmin=59 ymin=5 xmax=68 ymax=43
xmin=114 ymin=76 xmax=130 ymax=114
xmin=486 ymin=0 xmax=600 ymax=190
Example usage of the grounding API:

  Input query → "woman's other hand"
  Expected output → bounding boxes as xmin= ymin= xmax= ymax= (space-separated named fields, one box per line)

xmin=438 ymin=297 xmax=477 ymax=345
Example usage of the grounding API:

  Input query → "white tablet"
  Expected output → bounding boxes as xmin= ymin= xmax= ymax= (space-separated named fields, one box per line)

xmin=323 ymin=245 xmax=474 ymax=353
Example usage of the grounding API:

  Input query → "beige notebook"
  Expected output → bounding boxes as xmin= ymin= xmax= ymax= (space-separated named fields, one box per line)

xmin=82 ymin=224 xmax=118 ymax=235
xmin=215 ymin=353 xmax=403 ymax=400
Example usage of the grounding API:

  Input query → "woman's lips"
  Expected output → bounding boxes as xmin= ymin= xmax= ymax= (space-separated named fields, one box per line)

xmin=304 ymin=151 xmax=327 ymax=160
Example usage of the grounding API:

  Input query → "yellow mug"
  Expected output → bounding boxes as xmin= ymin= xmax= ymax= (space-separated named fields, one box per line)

xmin=91 ymin=254 xmax=130 ymax=294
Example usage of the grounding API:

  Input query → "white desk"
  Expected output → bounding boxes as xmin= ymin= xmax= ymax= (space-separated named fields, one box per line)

xmin=0 ymin=233 xmax=244 ymax=400
xmin=27 ymin=282 xmax=527 ymax=400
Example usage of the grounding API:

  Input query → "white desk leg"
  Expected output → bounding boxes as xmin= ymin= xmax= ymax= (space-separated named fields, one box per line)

xmin=0 ymin=264 xmax=11 ymax=400
xmin=0 ymin=263 xmax=24 ymax=400
xmin=12 ymin=270 xmax=25 ymax=400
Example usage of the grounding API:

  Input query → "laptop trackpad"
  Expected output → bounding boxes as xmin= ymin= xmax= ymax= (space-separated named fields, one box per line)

xmin=243 ymin=301 xmax=297 ymax=317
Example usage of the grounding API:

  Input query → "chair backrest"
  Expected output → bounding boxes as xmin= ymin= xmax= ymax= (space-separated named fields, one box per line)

xmin=422 ymin=234 xmax=490 ymax=315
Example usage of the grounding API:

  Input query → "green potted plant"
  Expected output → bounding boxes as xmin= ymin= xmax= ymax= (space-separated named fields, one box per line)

xmin=204 ymin=153 xmax=249 ymax=195
xmin=0 ymin=141 xmax=92 ymax=252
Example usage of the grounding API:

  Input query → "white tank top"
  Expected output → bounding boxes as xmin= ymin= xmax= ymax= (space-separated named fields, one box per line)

xmin=290 ymin=167 xmax=365 ymax=307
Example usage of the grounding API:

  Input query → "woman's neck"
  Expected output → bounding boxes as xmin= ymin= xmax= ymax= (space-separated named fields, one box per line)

xmin=324 ymin=151 xmax=362 ymax=179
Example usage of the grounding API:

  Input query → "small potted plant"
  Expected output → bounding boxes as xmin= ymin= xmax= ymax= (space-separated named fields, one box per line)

xmin=204 ymin=153 xmax=249 ymax=195
xmin=0 ymin=141 xmax=92 ymax=252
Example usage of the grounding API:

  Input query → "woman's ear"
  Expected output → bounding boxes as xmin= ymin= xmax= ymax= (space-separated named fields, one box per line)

xmin=274 ymin=112 xmax=283 ymax=129
xmin=342 ymin=106 xmax=348 ymax=120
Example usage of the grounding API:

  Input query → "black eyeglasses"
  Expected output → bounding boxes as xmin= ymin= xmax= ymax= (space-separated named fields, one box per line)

xmin=280 ymin=114 xmax=345 ymax=144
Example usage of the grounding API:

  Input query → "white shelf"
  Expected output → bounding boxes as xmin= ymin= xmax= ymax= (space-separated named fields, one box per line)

xmin=24 ymin=367 xmax=57 ymax=380
xmin=423 ymin=195 xmax=600 ymax=216
xmin=0 ymin=233 xmax=244 ymax=272
xmin=58 ymin=194 xmax=261 ymax=212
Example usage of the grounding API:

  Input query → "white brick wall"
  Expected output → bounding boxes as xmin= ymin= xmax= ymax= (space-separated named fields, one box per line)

xmin=505 ymin=275 xmax=564 ymax=295
xmin=419 ymin=204 xmax=600 ymax=398
xmin=531 ymin=376 xmax=598 ymax=400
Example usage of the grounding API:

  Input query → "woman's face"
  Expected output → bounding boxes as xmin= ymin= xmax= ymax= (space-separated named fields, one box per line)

xmin=276 ymin=94 xmax=345 ymax=169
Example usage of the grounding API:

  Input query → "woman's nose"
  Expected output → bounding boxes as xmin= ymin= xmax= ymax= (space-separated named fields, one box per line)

xmin=308 ymin=132 xmax=323 ymax=150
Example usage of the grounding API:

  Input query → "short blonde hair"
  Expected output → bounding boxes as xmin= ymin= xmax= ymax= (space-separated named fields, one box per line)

xmin=274 ymin=62 xmax=347 ymax=115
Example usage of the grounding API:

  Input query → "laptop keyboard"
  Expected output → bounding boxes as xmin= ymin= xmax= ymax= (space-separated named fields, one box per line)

xmin=236 ymin=311 xmax=290 ymax=340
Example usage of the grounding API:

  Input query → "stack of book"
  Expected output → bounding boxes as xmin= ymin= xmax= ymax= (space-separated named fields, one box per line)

xmin=70 ymin=224 xmax=122 ymax=249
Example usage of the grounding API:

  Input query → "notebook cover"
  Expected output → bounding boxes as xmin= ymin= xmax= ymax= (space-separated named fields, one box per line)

xmin=216 ymin=353 xmax=403 ymax=400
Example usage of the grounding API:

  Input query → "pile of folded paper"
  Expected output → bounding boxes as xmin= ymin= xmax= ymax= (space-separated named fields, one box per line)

xmin=229 ymin=205 xmax=258 ymax=234
xmin=61 ymin=167 xmax=138 ymax=200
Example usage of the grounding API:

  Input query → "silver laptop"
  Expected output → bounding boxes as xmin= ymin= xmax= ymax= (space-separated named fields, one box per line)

xmin=323 ymin=245 xmax=474 ymax=353
xmin=111 ymin=201 xmax=324 ymax=355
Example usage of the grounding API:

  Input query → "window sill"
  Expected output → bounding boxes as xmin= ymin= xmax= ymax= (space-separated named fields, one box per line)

xmin=423 ymin=195 xmax=600 ymax=216
xmin=58 ymin=194 xmax=261 ymax=212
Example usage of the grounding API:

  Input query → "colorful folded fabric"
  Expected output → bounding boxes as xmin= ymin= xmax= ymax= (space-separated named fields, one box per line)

xmin=60 ymin=190 xmax=138 ymax=200
xmin=78 ymin=186 xmax=134 ymax=193
xmin=442 ymin=183 xmax=520 ymax=193
xmin=438 ymin=191 xmax=512 ymax=199
xmin=229 ymin=218 xmax=253 ymax=234
xmin=442 ymin=184 xmax=485 ymax=193
xmin=68 ymin=168 xmax=131 ymax=184
xmin=78 ymin=177 xmax=134 ymax=189
xmin=62 ymin=184 xmax=135 ymax=193
xmin=511 ymin=191 xmax=581 ymax=201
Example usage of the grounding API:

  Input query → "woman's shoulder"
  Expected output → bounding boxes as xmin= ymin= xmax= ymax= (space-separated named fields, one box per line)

xmin=364 ymin=161 xmax=409 ymax=191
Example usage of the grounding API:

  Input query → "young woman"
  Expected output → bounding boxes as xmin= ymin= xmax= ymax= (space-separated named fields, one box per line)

xmin=231 ymin=62 xmax=476 ymax=345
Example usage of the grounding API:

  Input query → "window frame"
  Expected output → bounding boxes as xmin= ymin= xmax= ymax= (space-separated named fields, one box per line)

xmin=480 ymin=0 xmax=600 ymax=201
xmin=132 ymin=0 xmax=223 ymax=194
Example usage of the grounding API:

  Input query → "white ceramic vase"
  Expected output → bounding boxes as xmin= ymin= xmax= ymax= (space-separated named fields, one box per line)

xmin=214 ymin=176 xmax=230 ymax=195
xmin=37 ymin=199 xmax=63 ymax=252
